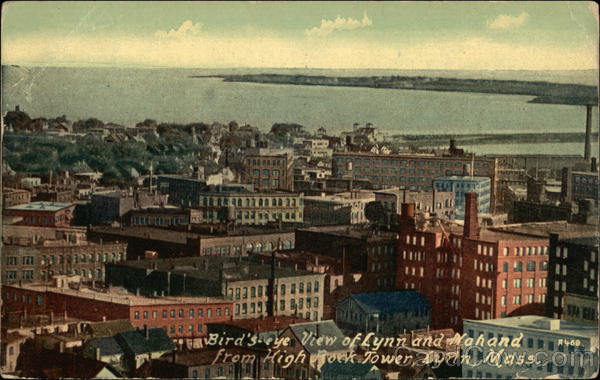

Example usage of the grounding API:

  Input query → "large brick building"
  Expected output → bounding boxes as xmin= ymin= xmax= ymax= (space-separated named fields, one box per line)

xmin=5 ymin=202 xmax=76 ymax=227
xmin=1 ymin=241 xmax=128 ymax=284
xmin=88 ymin=225 xmax=296 ymax=259
xmin=105 ymin=256 xmax=325 ymax=322
xmin=2 ymin=188 xmax=31 ymax=210
xmin=242 ymin=150 xmax=294 ymax=191
xmin=2 ymin=282 xmax=232 ymax=345
xmin=332 ymin=152 xmax=496 ymax=207
xmin=396 ymin=194 xmax=597 ymax=332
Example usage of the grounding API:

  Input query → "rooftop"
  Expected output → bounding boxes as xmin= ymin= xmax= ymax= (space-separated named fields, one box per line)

xmin=7 ymin=201 xmax=73 ymax=211
xmin=559 ymin=236 xmax=599 ymax=248
xmin=303 ymin=191 xmax=375 ymax=204
xmin=297 ymin=225 xmax=398 ymax=242
xmin=287 ymin=320 xmax=348 ymax=354
xmin=434 ymin=176 xmax=491 ymax=182
xmin=490 ymin=221 xmax=597 ymax=240
xmin=346 ymin=290 xmax=430 ymax=314
xmin=210 ymin=315 xmax=309 ymax=333
xmin=464 ymin=316 xmax=597 ymax=339
xmin=4 ymin=282 xmax=229 ymax=306
xmin=115 ymin=256 xmax=321 ymax=282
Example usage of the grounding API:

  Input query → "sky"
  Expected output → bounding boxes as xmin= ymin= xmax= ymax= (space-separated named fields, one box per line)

xmin=1 ymin=1 xmax=598 ymax=70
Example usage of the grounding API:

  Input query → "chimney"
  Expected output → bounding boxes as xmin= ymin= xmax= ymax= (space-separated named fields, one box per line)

xmin=95 ymin=347 xmax=101 ymax=361
xmin=399 ymin=203 xmax=416 ymax=234
xmin=560 ymin=167 xmax=572 ymax=204
xmin=144 ymin=324 xmax=149 ymax=339
xmin=463 ymin=193 xmax=480 ymax=239
xmin=316 ymin=324 xmax=320 ymax=338
xmin=591 ymin=157 xmax=597 ymax=173
xmin=584 ymin=104 xmax=593 ymax=160
xmin=172 ymin=350 xmax=176 ymax=363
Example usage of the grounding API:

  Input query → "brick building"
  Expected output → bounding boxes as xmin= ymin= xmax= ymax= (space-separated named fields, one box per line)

xmin=242 ymin=150 xmax=294 ymax=191
xmin=396 ymin=194 xmax=597 ymax=332
xmin=546 ymin=234 xmax=598 ymax=323
xmin=5 ymin=202 xmax=76 ymax=227
xmin=332 ymin=152 xmax=496 ymax=207
xmin=433 ymin=175 xmax=491 ymax=220
xmin=88 ymin=225 xmax=296 ymax=259
xmin=1 ymin=241 xmax=128 ymax=284
xmin=1 ymin=282 xmax=232 ymax=345
xmin=105 ymin=256 xmax=325 ymax=322
xmin=126 ymin=207 xmax=202 ymax=227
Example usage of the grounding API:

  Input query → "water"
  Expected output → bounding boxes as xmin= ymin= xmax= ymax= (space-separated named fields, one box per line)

xmin=2 ymin=66 xmax=598 ymax=155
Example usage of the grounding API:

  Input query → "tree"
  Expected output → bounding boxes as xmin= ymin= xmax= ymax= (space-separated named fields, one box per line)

xmin=364 ymin=201 xmax=386 ymax=225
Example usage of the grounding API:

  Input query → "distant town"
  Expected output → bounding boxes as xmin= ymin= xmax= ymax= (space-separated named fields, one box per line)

xmin=1 ymin=103 xmax=598 ymax=379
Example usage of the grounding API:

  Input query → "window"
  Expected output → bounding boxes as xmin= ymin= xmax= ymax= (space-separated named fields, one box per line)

xmin=513 ymin=296 xmax=521 ymax=305
xmin=502 ymin=263 xmax=508 ymax=272
xmin=134 ymin=311 xmax=140 ymax=319
xmin=513 ymin=279 xmax=522 ymax=288
xmin=513 ymin=261 xmax=522 ymax=272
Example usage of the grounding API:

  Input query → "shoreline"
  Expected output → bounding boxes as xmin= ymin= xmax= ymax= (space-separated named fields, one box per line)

xmin=189 ymin=74 xmax=598 ymax=106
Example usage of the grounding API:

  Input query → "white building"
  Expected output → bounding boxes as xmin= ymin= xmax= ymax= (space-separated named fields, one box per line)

xmin=303 ymin=190 xmax=375 ymax=225
xmin=462 ymin=316 xmax=598 ymax=379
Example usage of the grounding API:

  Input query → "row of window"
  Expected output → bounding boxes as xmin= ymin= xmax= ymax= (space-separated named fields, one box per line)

xmin=251 ymin=169 xmax=283 ymax=177
xmin=21 ymin=214 xmax=66 ymax=224
xmin=502 ymin=246 xmax=548 ymax=257
xmin=132 ymin=216 xmax=184 ymax=226
xmin=134 ymin=307 xmax=230 ymax=320
xmin=39 ymin=252 xmax=123 ymax=265
xmin=202 ymin=210 xmax=301 ymax=221
xmin=248 ymin=158 xmax=285 ymax=166
xmin=228 ymin=282 xmax=320 ymax=299
xmin=201 ymin=197 xmax=301 ymax=207
xmin=500 ymin=294 xmax=545 ymax=306
xmin=337 ymin=157 xmax=491 ymax=169
xmin=5 ymin=292 xmax=44 ymax=306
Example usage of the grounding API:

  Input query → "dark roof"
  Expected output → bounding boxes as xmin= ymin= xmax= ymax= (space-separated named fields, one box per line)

xmin=116 ymin=327 xmax=175 ymax=355
xmin=117 ymin=256 xmax=317 ymax=282
xmin=211 ymin=315 xmax=309 ymax=333
xmin=17 ymin=349 xmax=116 ymax=378
xmin=84 ymin=336 xmax=124 ymax=356
xmin=288 ymin=320 xmax=347 ymax=354
xmin=85 ymin=319 xmax=135 ymax=338
xmin=347 ymin=291 xmax=430 ymax=314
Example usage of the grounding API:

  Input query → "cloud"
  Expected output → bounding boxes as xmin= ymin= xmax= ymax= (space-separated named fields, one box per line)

xmin=305 ymin=12 xmax=372 ymax=36
xmin=155 ymin=20 xmax=203 ymax=38
xmin=487 ymin=12 xmax=529 ymax=30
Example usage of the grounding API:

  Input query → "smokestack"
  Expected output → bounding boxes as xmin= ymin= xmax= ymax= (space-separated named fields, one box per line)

xmin=591 ymin=157 xmax=597 ymax=173
xmin=399 ymin=203 xmax=416 ymax=234
xmin=144 ymin=324 xmax=149 ymax=339
xmin=584 ymin=105 xmax=593 ymax=160
xmin=560 ymin=167 xmax=573 ymax=204
xmin=464 ymin=193 xmax=480 ymax=239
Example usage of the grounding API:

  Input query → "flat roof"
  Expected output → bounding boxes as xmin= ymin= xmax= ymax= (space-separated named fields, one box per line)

xmin=559 ymin=236 xmax=599 ymax=248
xmin=5 ymin=283 xmax=229 ymax=306
xmin=434 ymin=176 xmax=491 ymax=182
xmin=303 ymin=191 xmax=375 ymax=204
xmin=464 ymin=316 xmax=597 ymax=339
xmin=297 ymin=225 xmax=397 ymax=242
xmin=7 ymin=202 xmax=73 ymax=212
xmin=490 ymin=221 xmax=597 ymax=240
xmin=115 ymin=256 xmax=321 ymax=282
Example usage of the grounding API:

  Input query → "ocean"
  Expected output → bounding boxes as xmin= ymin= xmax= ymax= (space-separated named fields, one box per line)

xmin=2 ymin=66 xmax=598 ymax=156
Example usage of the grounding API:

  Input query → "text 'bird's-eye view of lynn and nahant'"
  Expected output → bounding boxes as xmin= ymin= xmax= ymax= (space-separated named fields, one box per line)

xmin=0 ymin=2 xmax=599 ymax=380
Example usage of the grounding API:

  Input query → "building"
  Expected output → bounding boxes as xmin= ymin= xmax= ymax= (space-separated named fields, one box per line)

xmin=2 ymin=188 xmax=32 ymax=210
xmin=276 ymin=320 xmax=349 ymax=379
xmin=89 ymin=190 xmax=167 ymax=225
xmin=331 ymin=152 xmax=496 ymax=206
xmin=242 ymin=150 xmax=294 ymax=191
xmin=335 ymin=291 xmax=431 ymax=336
xmin=197 ymin=186 xmax=304 ymax=225
xmin=374 ymin=188 xmax=455 ymax=223
xmin=1 ymin=224 xmax=87 ymax=246
xmin=512 ymin=200 xmax=573 ymax=223
xmin=156 ymin=175 xmax=207 ymax=207
xmin=1 ymin=241 xmax=128 ymax=284
xmin=0 ymin=331 xmax=28 ymax=374
xmin=546 ymin=234 xmax=598 ymax=323
xmin=15 ymin=349 xmax=122 ymax=378
xmin=320 ymin=362 xmax=382 ymax=380
xmin=105 ymin=256 xmax=326 ymax=321
xmin=433 ymin=176 xmax=491 ymax=220
xmin=126 ymin=207 xmax=201 ymax=227
xmin=462 ymin=316 xmax=598 ymax=379
xmin=5 ymin=202 xmax=76 ymax=227
xmin=114 ymin=327 xmax=176 ymax=375
xmin=2 ymin=282 xmax=233 ymax=345
xmin=89 ymin=225 xmax=296 ymax=259
xmin=296 ymin=226 xmax=398 ymax=292
xmin=561 ymin=165 xmax=599 ymax=205
xmin=303 ymin=191 xmax=375 ymax=225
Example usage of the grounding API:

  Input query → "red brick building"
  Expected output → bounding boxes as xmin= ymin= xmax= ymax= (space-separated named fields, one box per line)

xmin=5 ymin=202 xmax=75 ymax=227
xmin=2 ymin=282 xmax=233 ymax=345
xmin=396 ymin=194 xmax=551 ymax=332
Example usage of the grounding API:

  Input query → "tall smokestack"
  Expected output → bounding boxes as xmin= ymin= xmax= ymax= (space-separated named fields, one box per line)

xmin=464 ymin=193 xmax=480 ymax=239
xmin=584 ymin=104 xmax=593 ymax=160
xmin=399 ymin=203 xmax=416 ymax=234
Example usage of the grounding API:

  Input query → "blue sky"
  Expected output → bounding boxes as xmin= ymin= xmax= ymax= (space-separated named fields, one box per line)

xmin=2 ymin=1 xmax=598 ymax=69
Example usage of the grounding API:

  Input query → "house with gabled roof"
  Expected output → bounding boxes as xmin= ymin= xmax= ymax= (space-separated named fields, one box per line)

xmin=114 ymin=326 xmax=176 ymax=375
xmin=335 ymin=290 xmax=431 ymax=336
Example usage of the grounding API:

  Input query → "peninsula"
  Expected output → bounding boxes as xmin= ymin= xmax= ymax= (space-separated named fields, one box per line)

xmin=191 ymin=74 xmax=598 ymax=106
